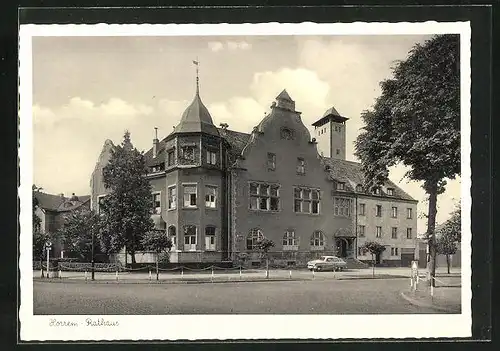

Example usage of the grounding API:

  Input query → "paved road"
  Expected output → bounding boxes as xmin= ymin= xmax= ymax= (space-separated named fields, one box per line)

xmin=33 ymin=278 xmax=440 ymax=315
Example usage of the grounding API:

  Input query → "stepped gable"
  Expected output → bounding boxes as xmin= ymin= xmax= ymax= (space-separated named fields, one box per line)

xmin=322 ymin=157 xmax=416 ymax=201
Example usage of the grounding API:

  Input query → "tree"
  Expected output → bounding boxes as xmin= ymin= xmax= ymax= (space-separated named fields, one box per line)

xmin=57 ymin=208 xmax=102 ymax=262
xmin=99 ymin=131 xmax=154 ymax=264
xmin=354 ymin=35 xmax=460 ymax=286
xmin=435 ymin=231 xmax=458 ymax=274
xmin=256 ymin=238 xmax=275 ymax=278
xmin=362 ymin=241 xmax=386 ymax=278
xmin=141 ymin=230 xmax=173 ymax=280
xmin=441 ymin=203 xmax=461 ymax=243
xmin=32 ymin=185 xmax=46 ymax=261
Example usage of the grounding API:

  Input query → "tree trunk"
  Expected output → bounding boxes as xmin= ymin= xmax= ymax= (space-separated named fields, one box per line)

xmin=266 ymin=257 xmax=269 ymax=279
xmin=130 ymin=249 xmax=136 ymax=264
xmin=426 ymin=183 xmax=439 ymax=287
xmin=446 ymin=254 xmax=450 ymax=274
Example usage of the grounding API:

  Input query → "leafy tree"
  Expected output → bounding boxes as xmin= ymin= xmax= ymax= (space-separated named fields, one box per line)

xmin=57 ymin=208 xmax=102 ymax=261
xmin=441 ymin=203 xmax=461 ymax=243
xmin=256 ymin=238 xmax=275 ymax=278
xmin=354 ymin=35 xmax=460 ymax=286
xmin=99 ymin=131 xmax=154 ymax=264
xmin=32 ymin=185 xmax=46 ymax=261
xmin=435 ymin=231 xmax=458 ymax=274
xmin=362 ymin=241 xmax=387 ymax=277
xmin=141 ymin=230 xmax=173 ymax=280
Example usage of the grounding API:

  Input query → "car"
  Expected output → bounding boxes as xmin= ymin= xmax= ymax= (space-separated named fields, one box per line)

xmin=307 ymin=256 xmax=347 ymax=272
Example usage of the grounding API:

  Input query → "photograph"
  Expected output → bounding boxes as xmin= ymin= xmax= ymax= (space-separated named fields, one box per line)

xmin=19 ymin=22 xmax=471 ymax=340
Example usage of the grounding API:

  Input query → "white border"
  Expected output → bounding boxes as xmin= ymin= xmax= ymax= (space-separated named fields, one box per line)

xmin=19 ymin=22 xmax=472 ymax=341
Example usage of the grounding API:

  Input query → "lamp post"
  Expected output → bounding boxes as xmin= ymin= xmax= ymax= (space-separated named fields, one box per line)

xmin=91 ymin=225 xmax=95 ymax=281
xmin=45 ymin=241 xmax=52 ymax=278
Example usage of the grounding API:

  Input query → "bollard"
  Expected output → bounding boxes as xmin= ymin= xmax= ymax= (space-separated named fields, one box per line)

xmin=181 ymin=267 xmax=184 ymax=279
xmin=58 ymin=269 xmax=62 ymax=279
xmin=430 ymin=283 xmax=434 ymax=298
xmin=239 ymin=267 xmax=242 ymax=280
xmin=289 ymin=270 xmax=292 ymax=279
xmin=211 ymin=267 xmax=214 ymax=281
xmin=40 ymin=268 xmax=44 ymax=278
xmin=85 ymin=270 xmax=88 ymax=282
xmin=115 ymin=270 xmax=118 ymax=282
xmin=149 ymin=269 xmax=152 ymax=281
xmin=312 ymin=269 xmax=315 ymax=279
xmin=410 ymin=277 xmax=413 ymax=289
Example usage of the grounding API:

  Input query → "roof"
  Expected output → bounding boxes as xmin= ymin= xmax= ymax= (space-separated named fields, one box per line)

xmin=172 ymin=92 xmax=219 ymax=137
xmin=143 ymin=136 xmax=169 ymax=166
xmin=219 ymin=128 xmax=251 ymax=164
xmin=276 ymin=89 xmax=293 ymax=101
xmin=34 ymin=192 xmax=91 ymax=212
xmin=321 ymin=157 xmax=416 ymax=202
xmin=312 ymin=106 xmax=349 ymax=126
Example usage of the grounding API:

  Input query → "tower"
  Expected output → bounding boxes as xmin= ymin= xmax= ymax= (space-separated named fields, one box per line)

xmin=312 ymin=106 xmax=349 ymax=160
xmin=162 ymin=60 xmax=230 ymax=262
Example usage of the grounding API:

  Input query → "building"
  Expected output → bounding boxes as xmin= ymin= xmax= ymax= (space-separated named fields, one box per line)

xmin=34 ymin=191 xmax=91 ymax=258
xmin=90 ymin=74 xmax=418 ymax=267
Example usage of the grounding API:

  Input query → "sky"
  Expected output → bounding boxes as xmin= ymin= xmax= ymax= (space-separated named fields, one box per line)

xmin=31 ymin=34 xmax=461 ymax=233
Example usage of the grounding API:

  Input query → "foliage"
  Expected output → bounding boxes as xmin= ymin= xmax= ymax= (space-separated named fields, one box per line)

xmin=256 ymin=238 xmax=275 ymax=255
xmin=57 ymin=208 xmax=103 ymax=261
xmin=354 ymin=35 xmax=460 ymax=283
xmin=32 ymin=185 xmax=45 ymax=260
xmin=141 ymin=230 xmax=173 ymax=254
xmin=362 ymin=241 xmax=386 ymax=256
xmin=99 ymin=131 xmax=154 ymax=263
xmin=439 ymin=203 xmax=461 ymax=243
xmin=435 ymin=231 xmax=458 ymax=256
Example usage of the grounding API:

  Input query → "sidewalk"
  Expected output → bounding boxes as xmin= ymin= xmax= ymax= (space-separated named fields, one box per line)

xmin=400 ymin=276 xmax=462 ymax=313
xmin=33 ymin=266 xmax=461 ymax=284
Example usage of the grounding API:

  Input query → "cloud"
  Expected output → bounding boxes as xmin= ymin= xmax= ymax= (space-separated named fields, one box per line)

xmin=208 ymin=40 xmax=252 ymax=52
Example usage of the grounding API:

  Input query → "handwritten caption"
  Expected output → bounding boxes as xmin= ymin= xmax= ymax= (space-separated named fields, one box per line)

xmin=49 ymin=318 xmax=119 ymax=327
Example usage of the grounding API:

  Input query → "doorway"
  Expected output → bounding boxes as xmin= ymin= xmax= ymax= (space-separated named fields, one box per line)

xmin=336 ymin=238 xmax=348 ymax=258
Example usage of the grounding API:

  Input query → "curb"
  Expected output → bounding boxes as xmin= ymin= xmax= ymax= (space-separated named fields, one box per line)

xmin=33 ymin=277 xmax=309 ymax=285
xmin=400 ymin=291 xmax=460 ymax=313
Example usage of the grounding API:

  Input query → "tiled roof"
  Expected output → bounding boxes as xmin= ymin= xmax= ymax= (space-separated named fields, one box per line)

xmin=218 ymin=128 xmax=251 ymax=163
xmin=172 ymin=92 xmax=220 ymax=137
xmin=143 ymin=137 xmax=168 ymax=166
xmin=35 ymin=192 xmax=91 ymax=212
xmin=322 ymin=157 xmax=416 ymax=202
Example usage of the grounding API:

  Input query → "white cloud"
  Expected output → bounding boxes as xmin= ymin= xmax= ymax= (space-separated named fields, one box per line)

xmin=208 ymin=40 xmax=252 ymax=52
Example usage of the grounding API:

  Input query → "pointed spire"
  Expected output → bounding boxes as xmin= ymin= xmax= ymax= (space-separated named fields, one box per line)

xmin=193 ymin=58 xmax=200 ymax=95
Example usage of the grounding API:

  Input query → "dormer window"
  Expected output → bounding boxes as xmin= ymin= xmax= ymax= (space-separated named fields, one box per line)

xmin=373 ymin=187 xmax=381 ymax=195
xmin=387 ymin=188 xmax=394 ymax=196
xmin=356 ymin=184 xmax=363 ymax=192
xmin=151 ymin=163 xmax=165 ymax=173
xmin=336 ymin=182 xmax=345 ymax=191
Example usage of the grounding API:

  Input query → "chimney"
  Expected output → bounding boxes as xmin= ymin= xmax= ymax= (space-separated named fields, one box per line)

xmin=59 ymin=193 xmax=64 ymax=198
xmin=152 ymin=127 xmax=159 ymax=158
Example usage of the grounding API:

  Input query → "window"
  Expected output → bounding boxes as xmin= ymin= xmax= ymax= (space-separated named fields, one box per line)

xmin=376 ymin=205 xmax=382 ymax=217
xmin=407 ymin=208 xmax=413 ymax=219
xmin=183 ymin=184 xmax=197 ymax=208
xmin=151 ymin=164 xmax=165 ymax=173
xmin=294 ymin=187 xmax=320 ymax=214
xmin=183 ymin=225 xmax=197 ymax=251
xmin=267 ymin=152 xmax=276 ymax=171
xmin=334 ymin=197 xmax=351 ymax=217
xmin=358 ymin=225 xmax=365 ymax=237
xmin=167 ymin=149 xmax=175 ymax=166
xmin=246 ymin=229 xmax=263 ymax=250
xmin=336 ymin=149 xmax=340 ymax=155
xmin=282 ymin=230 xmax=298 ymax=250
xmin=356 ymin=184 xmax=363 ymax=192
xmin=296 ymin=158 xmax=305 ymax=174
xmin=391 ymin=227 xmax=398 ymax=239
xmin=168 ymin=226 xmax=176 ymax=248
xmin=205 ymin=226 xmax=216 ymax=251
xmin=281 ymin=127 xmax=294 ymax=140
xmin=390 ymin=248 xmax=395 ymax=256
xmin=392 ymin=206 xmax=398 ymax=218
xmin=152 ymin=192 xmax=161 ymax=214
xmin=387 ymin=188 xmax=394 ymax=196
xmin=376 ymin=226 xmax=382 ymax=238
xmin=395 ymin=248 xmax=399 ymax=256
xmin=181 ymin=145 xmax=196 ymax=163
xmin=336 ymin=182 xmax=345 ymax=191
xmin=358 ymin=247 xmax=365 ymax=256
xmin=206 ymin=150 xmax=217 ymax=165
xmin=205 ymin=186 xmax=217 ymax=208
xmin=359 ymin=203 xmax=366 ymax=216
xmin=310 ymin=231 xmax=325 ymax=249
xmin=97 ymin=195 xmax=107 ymax=214
xmin=249 ymin=182 xmax=280 ymax=211
xmin=373 ymin=187 xmax=381 ymax=195
xmin=168 ymin=186 xmax=177 ymax=210
xmin=406 ymin=228 xmax=413 ymax=239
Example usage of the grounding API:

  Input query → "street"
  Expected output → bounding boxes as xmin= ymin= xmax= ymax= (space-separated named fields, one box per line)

xmin=33 ymin=277 xmax=442 ymax=314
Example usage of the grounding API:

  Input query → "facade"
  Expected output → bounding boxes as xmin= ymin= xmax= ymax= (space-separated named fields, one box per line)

xmin=34 ymin=191 xmax=91 ymax=258
xmin=90 ymin=81 xmax=418 ymax=267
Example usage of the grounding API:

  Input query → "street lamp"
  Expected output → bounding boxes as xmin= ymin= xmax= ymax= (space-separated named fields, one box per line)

xmin=45 ymin=240 xmax=52 ymax=278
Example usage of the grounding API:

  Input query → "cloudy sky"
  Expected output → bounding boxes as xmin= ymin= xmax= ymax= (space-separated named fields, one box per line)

xmin=32 ymin=34 xmax=461 ymax=232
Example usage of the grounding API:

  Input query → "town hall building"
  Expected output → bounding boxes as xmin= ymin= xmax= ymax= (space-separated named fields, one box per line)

xmin=90 ymin=72 xmax=418 ymax=267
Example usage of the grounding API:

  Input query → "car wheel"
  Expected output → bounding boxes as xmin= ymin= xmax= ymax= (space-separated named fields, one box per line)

xmin=316 ymin=266 xmax=321 ymax=272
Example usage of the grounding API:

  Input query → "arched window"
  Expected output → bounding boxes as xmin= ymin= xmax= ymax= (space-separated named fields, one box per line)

xmin=246 ymin=229 xmax=263 ymax=250
xmin=168 ymin=225 xmax=177 ymax=247
xmin=283 ymin=230 xmax=298 ymax=250
xmin=183 ymin=225 xmax=197 ymax=251
xmin=310 ymin=231 xmax=325 ymax=250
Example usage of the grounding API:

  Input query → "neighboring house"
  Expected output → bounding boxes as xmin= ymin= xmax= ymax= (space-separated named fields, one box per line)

xmin=34 ymin=191 xmax=91 ymax=258
xmin=417 ymin=233 xmax=461 ymax=269
xmin=91 ymin=78 xmax=418 ymax=267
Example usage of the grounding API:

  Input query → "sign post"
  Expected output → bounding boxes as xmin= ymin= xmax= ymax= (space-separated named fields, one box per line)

xmin=411 ymin=260 xmax=418 ymax=291
xmin=45 ymin=241 xmax=52 ymax=279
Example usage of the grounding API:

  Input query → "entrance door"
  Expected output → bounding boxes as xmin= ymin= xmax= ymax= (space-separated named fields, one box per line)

xmin=336 ymin=239 xmax=348 ymax=258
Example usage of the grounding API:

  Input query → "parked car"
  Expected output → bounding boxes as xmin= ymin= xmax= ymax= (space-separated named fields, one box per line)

xmin=307 ymin=256 xmax=347 ymax=271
